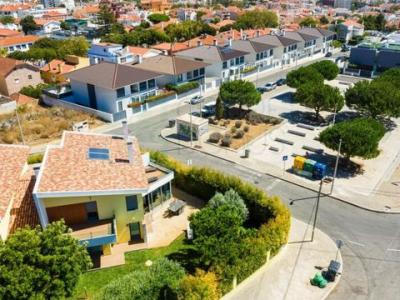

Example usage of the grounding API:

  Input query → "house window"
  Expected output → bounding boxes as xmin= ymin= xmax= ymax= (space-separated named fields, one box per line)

xmin=256 ymin=53 xmax=260 ymax=60
xmin=120 ymin=57 xmax=126 ymax=63
xmin=177 ymin=74 xmax=183 ymax=83
xmin=187 ymin=71 xmax=192 ymax=80
xmin=139 ymin=81 xmax=147 ymax=91
xmin=116 ymin=87 xmax=125 ymax=98
xmin=126 ymin=195 xmax=138 ymax=211
xmin=130 ymin=84 xmax=138 ymax=94
xmin=270 ymin=49 xmax=273 ymax=56
xmin=117 ymin=101 xmax=123 ymax=112
xmin=148 ymin=79 xmax=155 ymax=89
xmin=222 ymin=61 xmax=228 ymax=69
xmin=28 ymin=75 xmax=32 ymax=79
xmin=230 ymin=59 xmax=235 ymax=66
xmin=193 ymin=69 xmax=199 ymax=78
xmin=199 ymin=68 xmax=204 ymax=75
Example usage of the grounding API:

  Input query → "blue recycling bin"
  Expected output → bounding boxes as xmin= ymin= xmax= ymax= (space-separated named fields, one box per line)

xmin=313 ymin=162 xmax=327 ymax=180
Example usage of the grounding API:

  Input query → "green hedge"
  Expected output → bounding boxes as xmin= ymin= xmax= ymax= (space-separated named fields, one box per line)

xmin=150 ymin=151 xmax=291 ymax=284
xmin=145 ymin=90 xmax=175 ymax=103
xmin=165 ymin=82 xmax=199 ymax=94
xmin=27 ymin=153 xmax=44 ymax=164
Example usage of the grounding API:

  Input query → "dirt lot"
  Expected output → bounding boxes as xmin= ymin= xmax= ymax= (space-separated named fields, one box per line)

xmin=0 ymin=101 xmax=104 ymax=145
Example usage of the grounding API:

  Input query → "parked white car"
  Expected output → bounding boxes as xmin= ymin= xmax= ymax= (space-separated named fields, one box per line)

xmin=264 ymin=82 xmax=277 ymax=91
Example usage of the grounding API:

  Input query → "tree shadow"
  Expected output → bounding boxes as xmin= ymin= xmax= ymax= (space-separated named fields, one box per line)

xmin=166 ymin=242 xmax=200 ymax=274
xmin=279 ymin=110 xmax=326 ymax=126
xmin=273 ymin=91 xmax=295 ymax=103
xmin=324 ymin=110 xmax=361 ymax=124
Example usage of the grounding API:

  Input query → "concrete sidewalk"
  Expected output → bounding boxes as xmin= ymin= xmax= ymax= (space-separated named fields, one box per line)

xmin=161 ymin=126 xmax=400 ymax=213
xmin=223 ymin=218 xmax=342 ymax=300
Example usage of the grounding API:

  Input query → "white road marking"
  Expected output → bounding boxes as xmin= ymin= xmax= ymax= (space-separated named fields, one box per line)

xmin=266 ymin=179 xmax=281 ymax=191
xmin=347 ymin=240 xmax=366 ymax=247
xmin=386 ymin=248 xmax=400 ymax=252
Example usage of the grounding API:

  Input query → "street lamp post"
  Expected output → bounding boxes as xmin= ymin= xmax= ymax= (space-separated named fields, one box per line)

xmin=330 ymin=138 xmax=342 ymax=194
xmin=189 ymin=102 xmax=193 ymax=147
xmin=311 ymin=178 xmax=324 ymax=242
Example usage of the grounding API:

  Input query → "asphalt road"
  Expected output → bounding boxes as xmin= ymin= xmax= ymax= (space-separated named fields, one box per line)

xmin=107 ymin=65 xmax=400 ymax=299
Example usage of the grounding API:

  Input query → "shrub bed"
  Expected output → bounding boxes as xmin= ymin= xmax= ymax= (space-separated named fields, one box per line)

xmin=166 ymin=82 xmax=199 ymax=94
xmin=150 ymin=151 xmax=291 ymax=289
xmin=145 ymin=90 xmax=176 ymax=103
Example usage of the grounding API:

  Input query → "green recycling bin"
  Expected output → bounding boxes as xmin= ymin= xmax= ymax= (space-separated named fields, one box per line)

xmin=310 ymin=272 xmax=328 ymax=288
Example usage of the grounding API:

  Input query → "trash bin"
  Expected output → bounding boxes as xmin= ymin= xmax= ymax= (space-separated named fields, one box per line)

xmin=311 ymin=272 xmax=328 ymax=288
xmin=244 ymin=149 xmax=250 ymax=158
xmin=324 ymin=260 xmax=341 ymax=282
xmin=168 ymin=119 xmax=176 ymax=128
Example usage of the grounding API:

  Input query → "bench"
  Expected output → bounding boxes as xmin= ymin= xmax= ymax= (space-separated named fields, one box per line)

xmin=288 ymin=129 xmax=306 ymax=137
xmin=269 ymin=146 xmax=279 ymax=152
xmin=297 ymin=124 xmax=315 ymax=131
xmin=302 ymin=145 xmax=324 ymax=154
xmin=275 ymin=138 xmax=294 ymax=145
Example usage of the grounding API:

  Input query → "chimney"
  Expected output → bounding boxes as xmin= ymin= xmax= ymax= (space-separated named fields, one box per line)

xmin=228 ymin=37 xmax=232 ymax=47
xmin=162 ymin=49 xmax=168 ymax=55
xmin=138 ymin=55 xmax=143 ymax=64
xmin=57 ymin=63 xmax=63 ymax=74
xmin=240 ymin=28 xmax=244 ymax=39
xmin=213 ymin=39 xmax=218 ymax=46
xmin=197 ymin=40 xmax=202 ymax=47
xmin=127 ymin=140 xmax=134 ymax=163
xmin=282 ymin=29 xmax=286 ymax=36
xmin=256 ymin=30 xmax=260 ymax=37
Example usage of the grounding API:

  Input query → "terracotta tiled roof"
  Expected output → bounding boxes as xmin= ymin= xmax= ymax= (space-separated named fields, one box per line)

xmin=127 ymin=46 xmax=153 ymax=56
xmin=0 ymin=4 xmax=31 ymax=12
xmin=9 ymin=168 xmax=40 ymax=233
xmin=0 ymin=57 xmax=39 ymax=78
xmin=0 ymin=28 xmax=21 ymax=37
xmin=35 ymin=132 xmax=149 ymax=195
xmin=0 ymin=144 xmax=30 ymax=219
xmin=0 ymin=35 xmax=40 ymax=47
xmin=342 ymin=20 xmax=364 ymax=28
xmin=151 ymin=42 xmax=193 ymax=52
xmin=10 ymin=93 xmax=35 ymax=105
xmin=40 ymin=59 xmax=75 ymax=74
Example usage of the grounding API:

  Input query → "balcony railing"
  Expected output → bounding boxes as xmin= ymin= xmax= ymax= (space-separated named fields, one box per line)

xmin=70 ymin=218 xmax=117 ymax=248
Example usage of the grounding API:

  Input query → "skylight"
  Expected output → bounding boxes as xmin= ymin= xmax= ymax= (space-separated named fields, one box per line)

xmin=88 ymin=148 xmax=110 ymax=160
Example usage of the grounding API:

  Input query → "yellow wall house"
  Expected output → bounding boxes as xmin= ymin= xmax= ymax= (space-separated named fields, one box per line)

xmin=33 ymin=129 xmax=174 ymax=256
xmin=0 ymin=144 xmax=30 ymax=241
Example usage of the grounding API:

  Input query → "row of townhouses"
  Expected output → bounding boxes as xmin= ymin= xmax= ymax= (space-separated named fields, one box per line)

xmin=42 ymin=28 xmax=335 ymax=122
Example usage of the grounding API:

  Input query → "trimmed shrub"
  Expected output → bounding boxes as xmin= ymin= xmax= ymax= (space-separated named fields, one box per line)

xmin=27 ymin=153 xmax=44 ymax=164
xmin=235 ymin=120 xmax=242 ymax=128
xmin=208 ymin=132 xmax=222 ymax=143
xmin=246 ymin=111 xmax=282 ymax=125
xmin=149 ymin=151 xmax=290 ymax=291
xmin=234 ymin=130 xmax=244 ymax=139
xmin=178 ymin=269 xmax=220 ymax=300
xmin=221 ymin=134 xmax=232 ymax=147
xmin=98 ymin=258 xmax=184 ymax=300
xmin=230 ymin=127 xmax=237 ymax=134
xmin=243 ymin=125 xmax=249 ymax=132
xmin=166 ymin=82 xmax=199 ymax=94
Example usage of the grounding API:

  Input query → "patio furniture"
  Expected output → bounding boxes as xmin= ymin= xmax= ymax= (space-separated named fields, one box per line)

xmin=168 ymin=199 xmax=186 ymax=216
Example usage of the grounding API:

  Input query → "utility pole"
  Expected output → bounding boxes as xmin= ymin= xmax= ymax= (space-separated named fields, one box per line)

xmin=189 ymin=102 xmax=193 ymax=147
xmin=330 ymin=138 xmax=342 ymax=195
xmin=311 ymin=178 xmax=324 ymax=242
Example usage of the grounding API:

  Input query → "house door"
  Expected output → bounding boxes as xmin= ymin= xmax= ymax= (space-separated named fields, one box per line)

xmin=129 ymin=222 xmax=142 ymax=242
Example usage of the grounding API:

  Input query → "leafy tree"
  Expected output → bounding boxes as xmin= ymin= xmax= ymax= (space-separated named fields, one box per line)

xmin=0 ymin=221 xmax=91 ymax=299
xmin=0 ymin=15 xmax=15 ymax=25
xmin=110 ymin=22 xmax=125 ymax=34
xmin=196 ymin=11 xmax=206 ymax=21
xmin=98 ymin=258 xmax=185 ymax=300
xmin=208 ymin=189 xmax=248 ymax=221
xmin=57 ymin=36 xmax=90 ymax=58
xmin=215 ymin=94 xmax=224 ymax=119
xmin=178 ymin=269 xmax=220 ymax=300
xmin=97 ymin=4 xmax=115 ymax=26
xmin=299 ymin=16 xmax=318 ymax=27
xmin=20 ymin=15 xmax=37 ymax=34
xmin=148 ymin=13 xmax=170 ymax=24
xmin=60 ymin=21 xmax=70 ymax=30
xmin=219 ymin=80 xmax=261 ymax=110
xmin=20 ymin=83 xmax=53 ymax=99
xmin=376 ymin=68 xmax=400 ymax=89
xmin=286 ymin=66 xmax=324 ymax=88
xmin=310 ymin=60 xmax=339 ymax=80
xmin=295 ymin=82 xmax=344 ymax=120
xmin=361 ymin=13 xmax=386 ymax=30
xmin=319 ymin=118 xmax=385 ymax=160
xmin=0 ymin=48 xmax=7 ymax=58
xmin=189 ymin=203 xmax=254 ymax=272
xmin=165 ymin=21 xmax=216 ymax=41
xmin=332 ymin=40 xmax=343 ymax=48
xmin=138 ymin=20 xmax=150 ymax=29
xmin=345 ymin=80 xmax=400 ymax=119
xmin=234 ymin=9 xmax=278 ymax=29
xmin=319 ymin=16 xmax=329 ymax=25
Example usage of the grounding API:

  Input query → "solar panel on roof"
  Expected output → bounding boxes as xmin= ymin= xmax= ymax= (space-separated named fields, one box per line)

xmin=88 ymin=148 xmax=110 ymax=160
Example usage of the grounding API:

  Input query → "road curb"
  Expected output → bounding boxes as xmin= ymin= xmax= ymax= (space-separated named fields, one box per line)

xmin=160 ymin=132 xmax=400 ymax=214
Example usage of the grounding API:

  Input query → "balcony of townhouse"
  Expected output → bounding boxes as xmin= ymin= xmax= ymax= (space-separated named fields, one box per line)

xmin=69 ymin=218 xmax=117 ymax=248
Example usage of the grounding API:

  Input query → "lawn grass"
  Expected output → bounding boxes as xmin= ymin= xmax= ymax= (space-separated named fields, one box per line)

xmin=73 ymin=235 xmax=195 ymax=299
